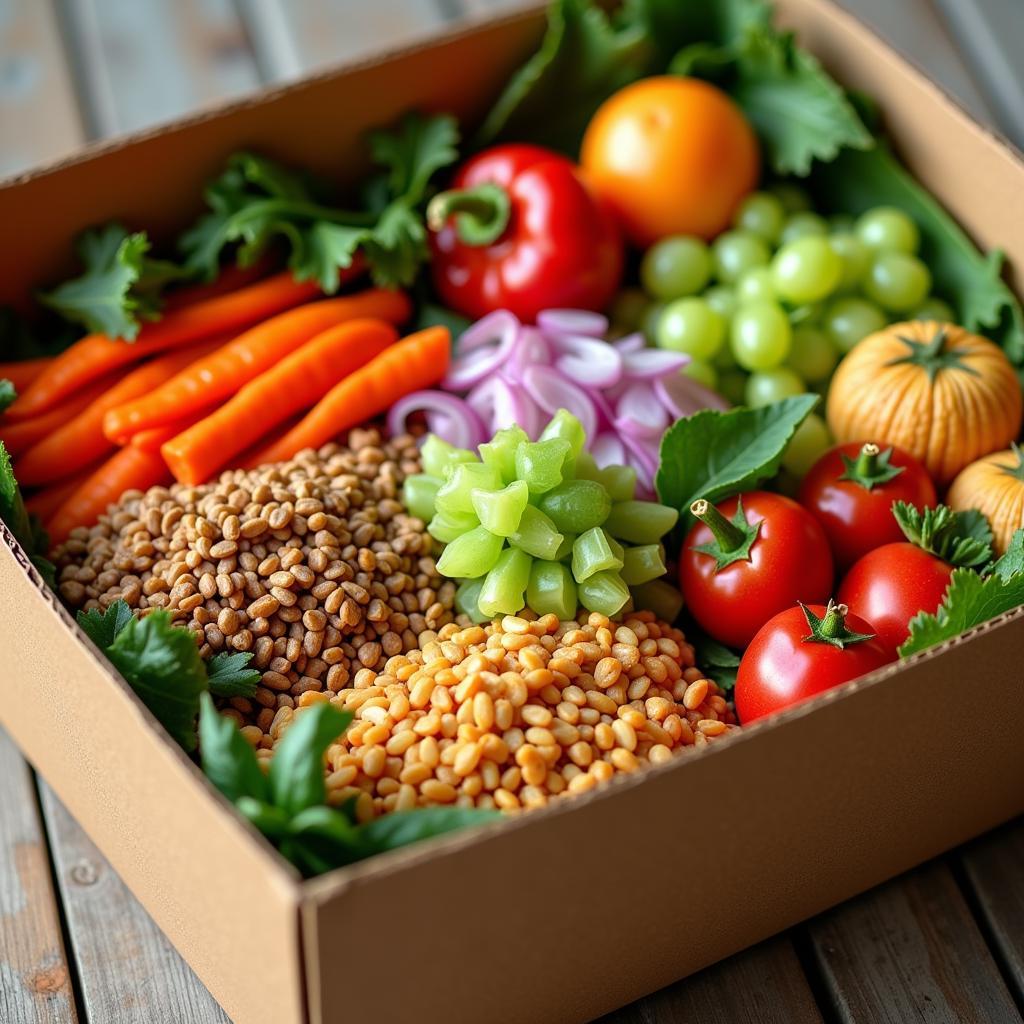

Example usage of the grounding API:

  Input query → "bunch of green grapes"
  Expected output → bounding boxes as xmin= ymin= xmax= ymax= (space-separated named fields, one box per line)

xmin=403 ymin=411 xmax=681 ymax=622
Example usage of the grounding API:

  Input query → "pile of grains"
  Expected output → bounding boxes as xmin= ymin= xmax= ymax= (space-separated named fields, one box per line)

xmin=260 ymin=609 xmax=737 ymax=818
xmin=52 ymin=429 xmax=459 ymax=731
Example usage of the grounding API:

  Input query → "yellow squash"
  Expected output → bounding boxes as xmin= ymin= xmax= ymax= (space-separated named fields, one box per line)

xmin=948 ymin=446 xmax=1024 ymax=553
xmin=826 ymin=320 xmax=1022 ymax=486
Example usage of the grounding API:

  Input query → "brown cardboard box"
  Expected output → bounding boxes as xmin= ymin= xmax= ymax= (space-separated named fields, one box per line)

xmin=2 ymin=2 xmax=1024 ymax=1022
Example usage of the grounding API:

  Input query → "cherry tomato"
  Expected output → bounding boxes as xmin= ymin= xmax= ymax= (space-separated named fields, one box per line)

xmin=837 ymin=543 xmax=953 ymax=657
xmin=679 ymin=491 xmax=833 ymax=649
xmin=580 ymin=76 xmax=760 ymax=246
xmin=799 ymin=441 xmax=937 ymax=570
xmin=735 ymin=601 xmax=894 ymax=724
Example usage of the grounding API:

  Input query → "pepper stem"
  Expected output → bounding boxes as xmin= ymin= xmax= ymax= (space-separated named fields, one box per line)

xmin=690 ymin=499 xmax=745 ymax=552
xmin=426 ymin=182 xmax=511 ymax=246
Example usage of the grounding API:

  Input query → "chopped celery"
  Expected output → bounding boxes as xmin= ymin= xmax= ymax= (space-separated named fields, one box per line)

xmin=555 ymin=532 xmax=577 ymax=562
xmin=436 ymin=525 xmax=504 ymax=579
xmin=455 ymin=578 xmax=490 ymax=623
xmin=536 ymin=480 xmax=611 ymax=534
xmin=421 ymin=434 xmax=477 ymax=478
xmin=603 ymin=500 xmax=679 ymax=544
xmin=539 ymin=409 xmax=586 ymax=458
xmin=479 ymin=425 xmax=529 ymax=484
xmin=471 ymin=480 xmax=529 ymax=538
xmin=526 ymin=561 xmax=577 ymax=620
xmin=572 ymin=528 xmax=624 ymax=582
xmin=514 ymin=437 xmax=571 ymax=494
xmin=620 ymin=544 xmax=667 ymax=585
xmin=578 ymin=570 xmax=631 ymax=616
xmin=402 ymin=474 xmax=441 ymax=523
xmin=573 ymin=454 xmax=637 ymax=502
xmin=435 ymin=462 xmax=503 ymax=515
xmin=428 ymin=508 xmax=479 ymax=544
xmin=509 ymin=505 xmax=564 ymax=560
xmin=630 ymin=580 xmax=684 ymax=623
xmin=478 ymin=547 xmax=533 ymax=618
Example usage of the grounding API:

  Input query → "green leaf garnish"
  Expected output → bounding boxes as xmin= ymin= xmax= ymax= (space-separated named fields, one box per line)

xmin=892 ymin=502 xmax=993 ymax=569
xmin=77 ymin=599 xmax=134 ymax=650
xmin=198 ymin=693 xmax=269 ymax=804
xmin=206 ymin=651 xmax=261 ymax=698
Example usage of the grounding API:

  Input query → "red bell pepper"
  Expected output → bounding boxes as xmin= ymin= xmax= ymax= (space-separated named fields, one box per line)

xmin=427 ymin=143 xmax=623 ymax=322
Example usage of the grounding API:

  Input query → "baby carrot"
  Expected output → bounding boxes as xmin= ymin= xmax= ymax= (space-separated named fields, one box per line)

xmin=103 ymin=288 xmax=411 ymax=443
xmin=47 ymin=446 xmax=171 ymax=545
xmin=7 ymin=271 xmax=321 ymax=421
xmin=15 ymin=337 xmax=226 ymax=487
xmin=0 ymin=356 xmax=52 ymax=392
xmin=249 ymin=325 xmax=450 ymax=466
xmin=161 ymin=318 xmax=398 ymax=485
xmin=24 ymin=465 xmax=101 ymax=523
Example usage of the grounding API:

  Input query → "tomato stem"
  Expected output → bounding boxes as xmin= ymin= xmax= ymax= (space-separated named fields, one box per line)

xmin=690 ymin=499 xmax=744 ymax=551
xmin=689 ymin=497 xmax=762 ymax=572
xmin=426 ymin=182 xmax=511 ymax=246
xmin=800 ymin=599 xmax=876 ymax=650
xmin=838 ymin=442 xmax=905 ymax=491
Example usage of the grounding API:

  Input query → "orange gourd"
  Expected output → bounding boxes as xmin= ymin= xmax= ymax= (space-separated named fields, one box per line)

xmin=826 ymin=320 xmax=1022 ymax=486
xmin=948 ymin=445 xmax=1024 ymax=554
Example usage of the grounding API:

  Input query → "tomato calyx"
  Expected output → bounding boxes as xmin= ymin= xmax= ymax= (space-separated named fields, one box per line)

xmin=892 ymin=501 xmax=993 ymax=568
xmin=799 ymin=599 xmax=876 ymax=650
xmin=837 ymin=442 xmax=906 ymax=491
xmin=689 ymin=496 xmax=762 ymax=572
xmin=427 ymin=182 xmax=511 ymax=246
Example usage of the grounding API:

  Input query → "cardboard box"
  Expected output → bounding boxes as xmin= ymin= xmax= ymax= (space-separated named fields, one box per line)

xmin=3 ymin=2 xmax=1024 ymax=1022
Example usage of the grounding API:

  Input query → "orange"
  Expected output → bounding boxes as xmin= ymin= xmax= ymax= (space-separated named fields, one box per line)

xmin=581 ymin=76 xmax=760 ymax=246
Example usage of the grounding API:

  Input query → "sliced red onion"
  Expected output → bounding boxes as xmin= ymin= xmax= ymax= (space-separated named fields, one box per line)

xmin=622 ymin=347 xmax=690 ymax=379
xmin=621 ymin=430 xmax=659 ymax=476
xmin=521 ymin=364 xmax=598 ymax=441
xmin=444 ymin=338 xmax=515 ymax=390
xmin=455 ymin=309 xmax=520 ymax=353
xmin=503 ymin=326 xmax=551 ymax=383
xmin=537 ymin=309 xmax=608 ymax=339
xmin=614 ymin=383 xmax=670 ymax=438
xmin=611 ymin=331 xmax=646 ymax=354
xmin=551 ymin=334 xmax=622 ymax=388
xmin=654 ymin=372 xmax=731 ymax=419
xmin=466 ymin=376 xmax=545 ymax=438
xmin=387 ymin=391 xmax=486 ymax=450
xmin=590 ymin=432 xmax=626 ymax=468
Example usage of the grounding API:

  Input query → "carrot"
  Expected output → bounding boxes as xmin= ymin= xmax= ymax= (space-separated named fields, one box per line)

xmin=103 ymin=288 xmax=411 ymax=444
xmin=128 ymin=403 xmax=223 ymax=453
xmin=24 ymin=465 xmax=102 ymax=523
xmin=161 ymin=318 xmax=398 ymax=485
xmin=0 ymin=356 xmax=52 ymax=392
xmin=47 ymin=446 xmax=171 ymax=545
xmin=248 ymin=325 xmax=451 ymax=466
xmin=0 ymin=373 xmax=121 ymax=458
xmin=15 ymin=337 xmax=226 ymax=487
xmin=6 ymin=271 xmax=322 ymax=422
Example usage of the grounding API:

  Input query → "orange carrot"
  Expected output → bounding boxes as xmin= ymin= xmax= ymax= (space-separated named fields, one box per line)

xmin=103 ymin=288 xmax=411 ymax=444
xmin=161 ymin=318 xmax=398 ymax=485
xmin=7 ymin=271 xmax=322 ymax=422
xmin=0 ymin=373 xmax=121 ymax=458
xmin=15 ymin=337 xmax=226 ymax=487
xmin=0 ymin=356 xmax=52 ymax=392
xmin=128 ymin=403 xmax=222 ymax=453
xmin=24 ymin=465 xmax=102 ymax=523
xmin=248 ymin=325 xmax=450 ymax=466
xmin=47 ymin=446 xmax=171 ymax=545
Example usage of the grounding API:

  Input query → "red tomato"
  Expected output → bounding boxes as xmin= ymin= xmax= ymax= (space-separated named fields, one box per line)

xmin=679 ymin=491 xmax=833 ymax=649
xmin=735 ymin=602 xmax=893 ymax=723
xmin=837 ymin=543 xmax=953 ymax=657
xmin=798 ymin=441 xmax=937 ymax=570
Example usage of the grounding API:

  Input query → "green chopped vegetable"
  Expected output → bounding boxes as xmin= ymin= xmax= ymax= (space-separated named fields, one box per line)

xmin=436 ymin=525 xmax=504 ymax=579
xmin=478 ymin=547 xmax=533 ymax=619
xmin=526 ymin=560 xmax=578 ymax=619
xmin=578 ymin=568 xmax=631 ymax=616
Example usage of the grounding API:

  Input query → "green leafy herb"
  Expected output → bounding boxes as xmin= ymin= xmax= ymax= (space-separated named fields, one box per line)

xmin=989 ymin=529 xmax=1024 ymax=580
xmin=656 ymin=395 xmax=817 ymax=530
xmin=0 ymin=307 xmax=81 ymax=360
xmin=0 ymin=380 xmax=15 ymax=414
xmin=892 ymin=502 xmax=993 ymax=569
xmin=180 ymin=114 xmax=459 ymax=291
xmin=77 ymin=599 xmax=134 ymax=650
xmin=686 ymin=623 xmax=741 ymax=694
xmin=0 ymin=441 xmax=56 ymax=585
xmin=198 ymin=693 xmax=269 ymax=804
xmin=206 ymin=651 xmax=261 ymax=698
xmin=37 ymin=224 xmax=186 ymax=341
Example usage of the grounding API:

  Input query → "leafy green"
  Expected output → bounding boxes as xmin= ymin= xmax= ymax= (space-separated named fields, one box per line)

xmin=77 ymin=599 xmax=135 ymax=650
xmin=989 ymin=529 xmax=1024 ymax=580
xmin=0 ymin=307 xmax=80 ymax=360
xmin=268 ymin=703 xmax=352 ymax=816
xmin=892 ymin=502 xmax=993 ymax=569
xmin=686 ymin=623 xmax=740 ymax=694
xmin=198 ymin=693 xmax=269 ymax=804
xmin=0 ymin=380 xmax=15 ymax=414
xmin=180 ymin=114 xmax=459 ymax=291
xmin=206 ymin=651 xmax=261 ymax=698
xmin=656 ymin=395 xmax=817 ymax=530
xmin=0 ymin=441 xmax=56 ymax=585
xmin=37 ymin=224 xmax=186 ymax=341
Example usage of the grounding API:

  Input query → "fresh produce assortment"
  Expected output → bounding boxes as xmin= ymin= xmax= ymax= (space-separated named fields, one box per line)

xmin=4 ymin=0 xmax=1024 ymax=878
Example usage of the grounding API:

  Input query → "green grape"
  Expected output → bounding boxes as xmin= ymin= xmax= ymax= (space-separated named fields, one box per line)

xmin=402 ymin=474 xmax=441 ymax=522
xmin=781 ymin=412 xmax=832 ymax=477
xmin=828 ymin=232 xmax=871 ymax=292
xmin=436 ymin=525 xmax=504 ymax=579
xmin=863 ymin=252 xmax=931 ymax=313
xmin=822 ymin=296 xmax=887 ymax=353
xmin=769 ymin=182 xmax=812 ymax=213
xmin=455 ymin=578 xmax=489 ymax=623
xmin=479 ymin=425 xmax=530 ymax=484
xmin=736 ymin=267 xmax=776 ymax=305
xmin=435 ymin=461 xmax=503 ymax=515
xmin=704 ymin=285 xmax=738 ymax=322
xmin=730 ymin=302 xmax=792 ymax=371
xmin=539 ymin=408 xmax=586 ymax=459
xmin=682 ymin=359 xmax=719 ymax=390
xmin=733 ymin=192 xmax=785 ymax=243
xmin=509 ymin=505 xmax=563 ymax=560
xmin=628 ymin=580 xmax=684 ymax=623
xmin=779 ymin=211 xmax=829 ymax=244
xmin=718 ymin=369 xmax=748 ymax=405
xmin=536 ymin=480 xmax=611 ymax=534
xmin=712 ymin=230 xmax=771 ymax=284
xmin=912 ymin=296 xmax=956 ymax=322
xmin=603 ymin=501 xmax=679 ymax=544
xmin=526 ymin=561 xmax=577 ymax=620
xmin=428 ymin=509 xmax=479 ymax=544
xmin=578 ymin=570 xmax=631 ymax=616
xmin=420 ymin=435 xmax=477 ymax=478
xmin=787 ymin=326 xmax=839 ymax=383
xmin=642 ymin=302 xmax=665 ymax=344
xmin=608 ymin=288 xmax=649 ymax=332
xmin=477 ymin=547 xmax=533 ymax=618
xmin=620 ymin=544 xmax=667 ymax=586
xmin=745 ymin=368 xmax=806 ymax=407
xmin=714 ymin=338 xmax=739 ymax=369
xmin=656 ymin=297 xmax=725 ymax=359
xmin=471 ymin=480 xmax=529 ymax=537
xmin=514 ymin=437 xmax=571 ymax=494
xmin=771 ymin=236 xmax=842 ymax=304
xmin=572 ymin=527 xmax=624 ymax=581
xmin=829 ymin=213 xmax=856 ymax=233
xmin=856 ymin=205 xmax=919 ymax=254
xmin=640 ymin=235 xmax=712 ymax=299
xmin=788 ymin=302 xmax=824 ymax=327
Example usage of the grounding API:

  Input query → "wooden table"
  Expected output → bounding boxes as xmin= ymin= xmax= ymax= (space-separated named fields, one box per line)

xmin=2 ymin=2 xmax=1023 ymax=1021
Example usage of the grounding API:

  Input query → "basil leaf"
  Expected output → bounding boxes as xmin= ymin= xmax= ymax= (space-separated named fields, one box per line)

xmin=198 ymin=693 xmax=268 ymax=804
xmin=77 ymin=599 xmax=134 ymax=650
xmin=268 ymin=703 xmax=352 ymax=816
xmin=206 ymin=651 xmax=261 ymax=698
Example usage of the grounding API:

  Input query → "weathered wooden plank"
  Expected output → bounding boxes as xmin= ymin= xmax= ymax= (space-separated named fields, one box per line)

xmin=0 ymin=729 xmax=78 ymax=1024
xmin=0 ymin=0 xmax=85 ymax=176
xmin=38 ymin=781 xmax=231 ymax=1024
xmin=57 ymin=0 xmax=260 ymax=137
xmin=960 ymin=820 xmax=1024 ymax=1004
xmin=807 ymin=860 xmax=1021 ymax=1023
xmin=602 ymin=936 xmax=823 ymax=1024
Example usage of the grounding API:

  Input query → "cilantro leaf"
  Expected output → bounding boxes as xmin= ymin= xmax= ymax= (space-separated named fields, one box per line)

xmin=0 ymin=379 xmax=15 ymax=414
xmin=892 ymin=502 xmax=993 ymax=569
xmin=77 ymin=599 xmax=134 ymax=650
xmin=206 ymin=651 xmax=261 ymax=698
xmin=370 ymin=112 xmax=459 ymax=203
xmin=198 ymin=693 xmax=269 ymax=804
